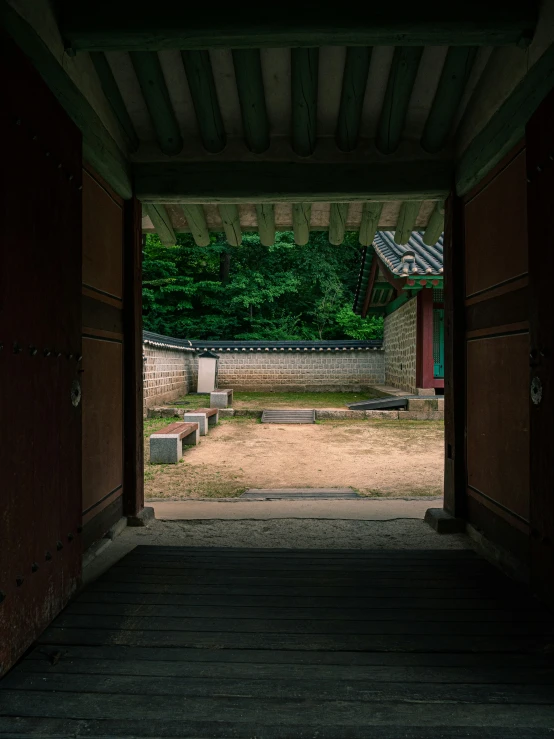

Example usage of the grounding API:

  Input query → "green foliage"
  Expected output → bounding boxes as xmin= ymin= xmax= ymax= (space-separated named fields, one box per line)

xmin=142 ymin=231 xmax=384 ymax=341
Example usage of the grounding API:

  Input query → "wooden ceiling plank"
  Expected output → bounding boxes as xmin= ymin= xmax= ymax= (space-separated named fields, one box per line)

xmin=232 ymin=50 xmax=270 ymax=154
xmin=376 ymin=47 xmax=424 ymax=155
xmin=90 ymin=52 xmax=139 ymax=152
xmin=422 ymin=201 xmax=445 ymax=245
xmin=395 ymin=201 xmax=422 ymax=244
xmin=181 ymin=204 xmax=210 ymax=246
xmin=255 ymin=204 xmax=276 ymax=246
xmin=292 ymin=203 xmax=312 ymax=245
xmin=130 ymin=51 xmax=183 ymax=155
xmin=328 ymin=203 xmax=350 ymax=245
xmin=135 ymin=161 xmax=452 ymax=202
xmin=218 ymin=204 xmax=242 ymax=245
xmin=336 ymin=47 xmax=372 ymax=152
xmin=359 ymin=202 xmax=384 ymax=246
xmin=421 ymin=47 xmax=477 ymax=153
xmin=61 ymin=4 xmax=539 ymax=51
xmin=291 ymin=48 xmax=319 ymax=157
xmin=181 ymin=51 xmax=226 ymax=153
xmin=144 ymin=204 xmax=176 ymax=246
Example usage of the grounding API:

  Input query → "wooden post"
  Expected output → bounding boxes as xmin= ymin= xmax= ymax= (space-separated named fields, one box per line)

xmin=442 ymin=193 xmax=466 ymax=518
xmin=416 ymin=288 xmax=435 ymax=389
xmin=123 ymin=196 xmax=144 ymax=518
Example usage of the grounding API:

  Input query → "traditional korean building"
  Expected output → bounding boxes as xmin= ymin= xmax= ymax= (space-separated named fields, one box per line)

xmin=353 ymin=231 xmax=444 ymax=394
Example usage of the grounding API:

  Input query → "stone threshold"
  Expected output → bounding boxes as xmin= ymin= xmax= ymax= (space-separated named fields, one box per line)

xmin=147 ymin=405 xmax=444 ymax=421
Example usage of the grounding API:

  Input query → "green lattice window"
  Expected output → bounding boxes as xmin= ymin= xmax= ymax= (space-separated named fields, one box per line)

xmin=433 ymin=308 xmax=444 ymax=378
xmin=433 ymin=288 xmax=444 ymax=303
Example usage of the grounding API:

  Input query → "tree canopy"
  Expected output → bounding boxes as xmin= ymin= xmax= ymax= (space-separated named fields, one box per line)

xmin=142 ymin=231 xmax=383 ymax=341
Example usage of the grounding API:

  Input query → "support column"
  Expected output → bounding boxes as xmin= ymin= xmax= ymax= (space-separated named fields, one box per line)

xmin=416 ymin=288 xmax=435 ymax=390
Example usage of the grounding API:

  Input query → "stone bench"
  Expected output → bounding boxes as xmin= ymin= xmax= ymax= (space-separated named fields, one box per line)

xmin=149 ymin=421 xmax=199 ymax=464
xmin=210 ymin=389 xmax=233 ymax=409
xmin=184 ymin=408 xmax=219 ymax=436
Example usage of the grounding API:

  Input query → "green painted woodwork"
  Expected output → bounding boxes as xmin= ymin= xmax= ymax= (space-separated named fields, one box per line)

xmin=433 ymin=308 xmax=445 ymax=378
xmin=385 ymin=291 xmax=410 ymax=315
xmin=456 ymin=41 xmax=554 ymax=195
xmin=336 ymin=47 xmax=372 ymax=152
xmin=376 ymin=47 xmax=423 ymax=155
xmin=90 ymin=52 xmax=139 ymax=152
xmin=181 ymin=204 xmax=210 ymax=246
xmin=421 ymin=47 xmax=477 ymax=154
xmin=218 ymin=204 xmax=242 ymax=245
xmin=422 ymin=201 xmax=445 ymax=245
xmin=232 ymin=50 xmax=270 ymax=154
xmin=60 ymin=3 xmax=538 ymax=51
xmin=255 ymin=204 xmax=275 ymax=246
xmin=291 ymin=48 xmax=319 ymax=157
xmin=144 ymin=204 xmax=176 ymax=246
xmin=181 ymin=51 xmax=225 ymax=154
xmin=395 ymin=201 xmax=422 ymax=244
xmin=328 ymin=203 xmax=350 ymax=245
xmin=359 ymin=202 xmax=383 ymax=246
xmin=292 ymin=203 xmax=312 ymax=245
xmin=0 ymin=1 xmax=132 ymax=199
xmin=134 ymin=161 xmax=452 ymax=202
xmin=130 ymin=51 xmax=182 ymax=155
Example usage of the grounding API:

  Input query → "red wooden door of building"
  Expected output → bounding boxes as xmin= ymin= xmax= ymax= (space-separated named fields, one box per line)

xmin=0 ymin=38 xmax=83 ymax=674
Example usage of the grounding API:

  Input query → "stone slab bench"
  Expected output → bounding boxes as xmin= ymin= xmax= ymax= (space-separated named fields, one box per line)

xmin=210 ymin=389 xmax=233 ymax=409
xmin=149 ymin=421 xmax=199 ymax=464
xmin=184 ymin=408 xmax=219 ymax=435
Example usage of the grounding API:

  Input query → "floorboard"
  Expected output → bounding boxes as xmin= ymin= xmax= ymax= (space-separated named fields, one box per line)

xmin=1 ymin=545 xmax=553 ymax=738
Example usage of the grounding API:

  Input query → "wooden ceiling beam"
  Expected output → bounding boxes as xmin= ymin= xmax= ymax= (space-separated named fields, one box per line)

xmin=130 ymin=51 xmax=182 ymax=155
xmin=60 ymin=4 xmax=538 ymax=51
xmin=218 ymin=204 xmax=242 ymax=245
xmin=421 ymin=47 xmax=477 ymax=154
xmin=376 ymin=47 xmax=423 ymax=155
xmin=422 ymin=201 xmax=445 ymax=245
xmin=291 ymin=48 xmax=319 ymax=157
xmin=134 ymin=161 xmax=452 ymax=202
xmin=232 ymin=50 xmax=270 ymax=154
xmin=181 ymin=204 xmax=210 ymax=246
xmin=181 ymin=51 xmax=226 ymax=154
xmin=90 ymin=52 xmax=139 ymax=152
xmin=255 ymin=204 xmax=276 ymax=246
xmin=144 ymin=204 xmax=176 ymax=246
xmin=394 ymin=201 xmax=422 ymax=244
xmin=328 ymin=203 xmax=349 ymax=245
xmin=292 ymin=204 xmax=312 ymax=245
xmin=336 ymin=47 xmax=372 ymax=153
xmin=359 ymin=202 xmax=383 ymax=246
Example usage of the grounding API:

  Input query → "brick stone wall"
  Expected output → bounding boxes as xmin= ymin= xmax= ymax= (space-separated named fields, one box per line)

xmin=383 ymin=296 xmax=418 ymax=393
xmin=143 ymin=346 xmax=195 ymax=413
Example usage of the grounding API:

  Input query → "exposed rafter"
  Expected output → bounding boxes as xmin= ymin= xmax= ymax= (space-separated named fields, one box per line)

xmin=329 ymin=203 xmax=350 ymax=245
xmin=255 ymin=204 xmax=275 ymax=246
xmin=336 ymin=47 xmax=372 ymax=152
xmin=218 ymin=204 xmax=242 ymax=245
xmin=422 ymin=202 xmax=445 ymax=245
xmin=134 ymin=161 xmax=452 ymax=202
xmin=361 ymin=255 xmax=379 ymax=319
xmin=181 ymin=204 xmax=210 ymax=246
xmin=421 ymin=47 xmax=477 ymax=153
xmin=144 ymin=204 xmax=176 ymax=246
xmin=359 ymin=203 xmax=383 ymax=246
xmin=376 ymin=47 xmax=423 ymax=155
xmin=61 ymin=4 xmax=538 ymax=51
xmin=130 ymin=51 xmax=182 ymax=155
xmin=292 ymin=203 xmax=312 ymax=245
xmin=395 ymin=201 xmax=422 ymax=244
xmin=90 ymin=52 xmax=139 ymax=152
xmin=181 ymin=51 xmax=226 ymax=154
xmin=291 ymin=48 xmax=319 ymax=157
xmin=232 ymin=50 xmax=270 ymax=154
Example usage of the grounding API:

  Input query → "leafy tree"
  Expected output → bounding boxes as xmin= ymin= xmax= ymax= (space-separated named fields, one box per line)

xmin=142 ymin=230 xmax=384 ymax=341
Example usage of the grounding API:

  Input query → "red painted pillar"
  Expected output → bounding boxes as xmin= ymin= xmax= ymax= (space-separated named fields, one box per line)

xmin=416 ymin=289 xmax=434 ymax=389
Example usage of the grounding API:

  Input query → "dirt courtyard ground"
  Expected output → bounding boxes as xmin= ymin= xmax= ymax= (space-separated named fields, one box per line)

xmin=145 ymin=418 xmax=444 ymax=501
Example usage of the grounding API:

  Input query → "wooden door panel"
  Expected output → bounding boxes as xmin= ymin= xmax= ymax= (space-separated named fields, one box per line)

xmin=0 ymin=36 xmax=82 ymax=675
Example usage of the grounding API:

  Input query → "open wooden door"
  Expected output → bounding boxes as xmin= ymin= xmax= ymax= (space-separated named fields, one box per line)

xmin=0 ymin=38 xmax=82 ymax=674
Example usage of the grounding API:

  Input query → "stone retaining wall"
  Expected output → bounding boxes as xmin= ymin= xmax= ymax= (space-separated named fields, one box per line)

xmin=383 ymin=296 xmax=418 ymax=393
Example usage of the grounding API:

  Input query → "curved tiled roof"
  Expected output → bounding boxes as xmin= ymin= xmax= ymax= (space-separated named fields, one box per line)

xmin=373 ymin=231 xmax=443 ymax=277
xmin=143 ymin=331 xmax=382 ymax=352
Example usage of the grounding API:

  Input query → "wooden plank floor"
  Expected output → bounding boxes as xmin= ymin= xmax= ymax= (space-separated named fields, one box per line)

xmin=1 ymin=546 xmax=553 ymax=738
